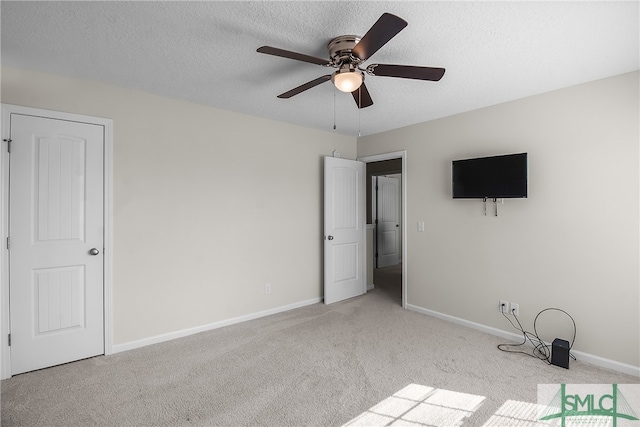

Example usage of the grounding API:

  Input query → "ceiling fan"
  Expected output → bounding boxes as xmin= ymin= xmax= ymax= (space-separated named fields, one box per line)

xmin=257 ymin=13 xmax=445 ymax=109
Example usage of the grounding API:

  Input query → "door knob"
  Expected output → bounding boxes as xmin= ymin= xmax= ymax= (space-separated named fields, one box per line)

xmin=89 ymin=248 xmax=100 ymax=255
xmin=327 ymin=235 xmax=334 ymax=240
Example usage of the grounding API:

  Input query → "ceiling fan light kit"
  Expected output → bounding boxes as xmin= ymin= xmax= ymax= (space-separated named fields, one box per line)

xmin=332 ymin=68 xmax=363 ymax=93
xmin=257 ymin=13 xmax=446 ymax=109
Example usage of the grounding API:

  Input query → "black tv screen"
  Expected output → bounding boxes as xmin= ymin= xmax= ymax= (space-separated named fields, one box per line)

xmin=452 ymin=153 xmax=527 ymax=199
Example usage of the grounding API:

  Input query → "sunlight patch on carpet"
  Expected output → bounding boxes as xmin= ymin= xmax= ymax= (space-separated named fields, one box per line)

xmin=481 ymin=400 xmax=554 ymax=426
xmin=342 ymin=383 xmax=485 ymax=427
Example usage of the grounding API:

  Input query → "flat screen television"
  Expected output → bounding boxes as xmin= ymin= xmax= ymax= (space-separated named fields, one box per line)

xmin=452 ymin=153 xmax=527 ymax=199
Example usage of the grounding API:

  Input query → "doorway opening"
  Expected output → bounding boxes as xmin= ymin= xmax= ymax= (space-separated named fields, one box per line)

xmin=358 ymin=152 xmax=406 ymax=308
xmin=372 ymin=173 xmax=402 ymax=305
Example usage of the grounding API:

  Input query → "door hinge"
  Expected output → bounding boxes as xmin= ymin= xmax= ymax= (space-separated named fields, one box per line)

xmin=8 ymin=333 xmax=11 ymax=347
xmin=3 ymin=139 xmax=11 ymax=153
xmin=6 ymin=237 xmax=9 ymax=250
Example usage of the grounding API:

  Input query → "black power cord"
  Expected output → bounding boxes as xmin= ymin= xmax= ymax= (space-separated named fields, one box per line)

xmin=497 ymin=307 xmax=577 ymax=364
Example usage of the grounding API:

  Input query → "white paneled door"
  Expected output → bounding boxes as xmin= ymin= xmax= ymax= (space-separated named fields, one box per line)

xmin=324 ymin=156 xmax=365 ymax=304
xmin=376 ymin=176 xmax=400 ymax=268
xmin=9 ymin=114 xmax=104 ymax=375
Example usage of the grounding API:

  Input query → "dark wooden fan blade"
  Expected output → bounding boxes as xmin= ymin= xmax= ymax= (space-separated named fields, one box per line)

xmin=257 ymin=46 xmax=329 ymax=66
xmin=277 ymin=75 xmax=332 ymax=99
xmin=351 ymin=83 xmax=374 ymax=109
xmin=368 ymin=64 xmax=446 ymax=81
xmin=352 ymin=13 xmax=408 ymax=61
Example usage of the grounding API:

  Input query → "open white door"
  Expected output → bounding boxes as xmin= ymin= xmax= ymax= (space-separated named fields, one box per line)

xmin=8 ymin=113 xmax=105 ymax=375
xmin=324 ymin=156 xmax=365 ymax=304
xmin=376 ymin=176 xmax=400 ymax=268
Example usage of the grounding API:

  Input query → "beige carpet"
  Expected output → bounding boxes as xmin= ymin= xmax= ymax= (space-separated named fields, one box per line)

xmin=1 ymin=265 xmax=636 ymax=426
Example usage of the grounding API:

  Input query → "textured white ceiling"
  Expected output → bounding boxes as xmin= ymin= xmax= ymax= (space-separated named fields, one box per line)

xmin=1 ymin=1 xmax=638 ymax=136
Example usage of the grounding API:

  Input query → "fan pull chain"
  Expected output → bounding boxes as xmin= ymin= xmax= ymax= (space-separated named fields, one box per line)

xmin=333 ymin=87 xmax=336 ymax=130
xmin=358 ymin=88 xmax=362 ymax=137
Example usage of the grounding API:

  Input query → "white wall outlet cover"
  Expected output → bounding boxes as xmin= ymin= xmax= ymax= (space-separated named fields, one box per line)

xmin=499 ymin=300 xmax=508 ymax=313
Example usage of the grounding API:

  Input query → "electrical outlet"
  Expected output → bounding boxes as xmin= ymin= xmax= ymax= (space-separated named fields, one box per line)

xmin=265 ymin=283 xmax=271 ymax=294
xmin=510 ymin=303 xmax=519 ymax=316
xmin=499 ymin=300 xmax=508 ymax=313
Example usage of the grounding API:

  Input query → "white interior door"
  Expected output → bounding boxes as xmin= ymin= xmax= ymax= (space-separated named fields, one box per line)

xmin=9 ymin=113 xmax=105 ymax=375
xmin=376 ymin=176 xmax=400 ymax=268
xmin=324 ymin=156 xmax=365 ymax=305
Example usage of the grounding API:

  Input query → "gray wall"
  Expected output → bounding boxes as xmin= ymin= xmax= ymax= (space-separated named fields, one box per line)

xmin=1 ymin=66 xmax=357 ymax=346
xmin=357 ymin=72 xmax=639 ymax=367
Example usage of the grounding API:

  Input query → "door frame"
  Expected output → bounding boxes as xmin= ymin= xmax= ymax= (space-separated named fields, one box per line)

xmin=358 ymin=151 xmax=407 ymax=308
xmin=0 ymin=104 xmax=114 ymax=379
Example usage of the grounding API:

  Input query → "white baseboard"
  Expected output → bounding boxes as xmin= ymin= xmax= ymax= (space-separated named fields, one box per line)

xmin=406 ymin=304 xmax=640 ymax=378
xmin=113 ymin=297 xmax=322 ymax=354
xmin=367 ymin=284 xmax=375 ymax=291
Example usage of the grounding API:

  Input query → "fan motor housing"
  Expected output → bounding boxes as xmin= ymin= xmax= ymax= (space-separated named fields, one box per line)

xmin=328 ymin=35 xmax=361 ymax=65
